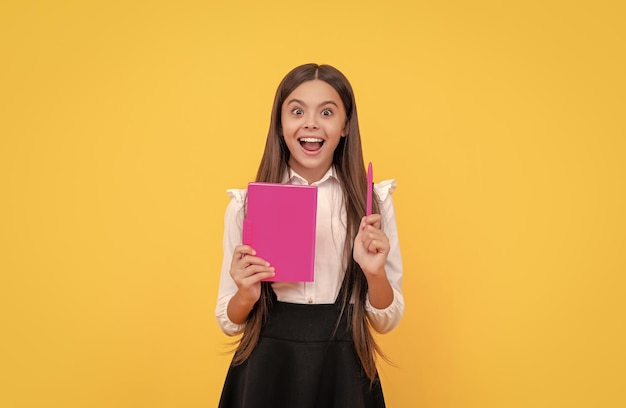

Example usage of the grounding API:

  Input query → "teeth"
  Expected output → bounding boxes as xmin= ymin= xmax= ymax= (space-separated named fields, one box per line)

xmin=299 ymin=137 xmax=323 ymax=143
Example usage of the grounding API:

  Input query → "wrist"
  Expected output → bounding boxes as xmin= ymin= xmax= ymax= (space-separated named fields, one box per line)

xmin=232 ymin=290 xmax=258 ymax=309
xmin=227 ymin=291 xmax=258 ymax=324
xmin=365 ymin=272 xmax=394 ymax=309
xmin=362 ymin=266 xmax=387 ymax=281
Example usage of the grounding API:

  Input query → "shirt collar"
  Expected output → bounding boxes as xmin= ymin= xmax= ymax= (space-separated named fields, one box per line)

xmin=284 ymin=166 xmax=338 ymax=186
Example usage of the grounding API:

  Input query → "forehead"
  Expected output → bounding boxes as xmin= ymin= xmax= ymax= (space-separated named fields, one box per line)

xmin=284 ymin=80 xmax=342 ymax=105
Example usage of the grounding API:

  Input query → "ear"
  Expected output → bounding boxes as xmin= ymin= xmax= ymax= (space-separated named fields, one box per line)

xmin=342 ymin=123 xmax=349 ymax=137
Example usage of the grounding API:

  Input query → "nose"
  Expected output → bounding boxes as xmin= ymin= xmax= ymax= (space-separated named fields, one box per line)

xmin=303 ymin=114 xmax=319 ymax=129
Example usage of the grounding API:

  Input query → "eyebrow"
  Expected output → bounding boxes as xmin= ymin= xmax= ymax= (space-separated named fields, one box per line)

xmin=286 ymin=98 xmax=339 ymax=108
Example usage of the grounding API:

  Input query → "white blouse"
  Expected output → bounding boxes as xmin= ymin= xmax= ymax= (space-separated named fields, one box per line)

xmin=215 ymin=167 xmax=405 ymax=335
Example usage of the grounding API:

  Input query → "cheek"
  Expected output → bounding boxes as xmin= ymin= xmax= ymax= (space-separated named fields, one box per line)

xmin=281 ymin=119 xmax=299 ymax=136
xmin=328 ymin=120 xmax=346 ymax=136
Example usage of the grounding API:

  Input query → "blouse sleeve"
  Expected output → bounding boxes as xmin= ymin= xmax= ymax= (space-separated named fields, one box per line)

xmin=365 ymin=179 xmax=405 ymax=334
xmin=215 ymin=189 xmax=248 ymax=336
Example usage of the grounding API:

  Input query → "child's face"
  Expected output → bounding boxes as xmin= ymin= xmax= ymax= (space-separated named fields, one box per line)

xmin=281 ymin=80 xmax=347 ymax=184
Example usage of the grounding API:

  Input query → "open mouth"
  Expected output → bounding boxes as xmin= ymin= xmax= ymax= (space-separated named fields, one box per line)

xmin=298 ymin=137 xmax=324 ymax=152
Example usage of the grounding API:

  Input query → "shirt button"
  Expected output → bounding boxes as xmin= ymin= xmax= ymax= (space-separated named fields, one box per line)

xmin=307 ymin=298 xmax=313 ymax=304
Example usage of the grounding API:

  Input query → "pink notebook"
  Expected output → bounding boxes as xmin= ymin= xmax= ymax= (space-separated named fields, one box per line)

xmin=242 ymin=182 xmax=317 ymax=282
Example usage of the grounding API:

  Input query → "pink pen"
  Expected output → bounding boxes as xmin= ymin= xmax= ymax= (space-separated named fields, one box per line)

xmin=366 ymin=162 xmax=373 ymax=216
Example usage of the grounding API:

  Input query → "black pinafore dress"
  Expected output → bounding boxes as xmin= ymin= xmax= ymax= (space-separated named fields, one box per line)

xmin=218 ymin=287 xmax=386 ymax=408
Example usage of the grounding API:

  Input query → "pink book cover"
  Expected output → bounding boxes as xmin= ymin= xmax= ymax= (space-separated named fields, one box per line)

xmin=242 ymin=182 xmax=317 ymax=282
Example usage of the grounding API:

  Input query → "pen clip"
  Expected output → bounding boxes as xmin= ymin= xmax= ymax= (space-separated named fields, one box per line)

xmin=366 ymin=162 xmax=373 ymax=216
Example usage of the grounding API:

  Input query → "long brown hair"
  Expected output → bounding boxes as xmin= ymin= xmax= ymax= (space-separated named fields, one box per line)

xmin=232 ymin=64 xmax=386 ymax=382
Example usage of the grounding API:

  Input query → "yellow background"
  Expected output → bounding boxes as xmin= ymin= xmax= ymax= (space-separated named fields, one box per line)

xmin=1 ymin=1 xmax=624 ymax=407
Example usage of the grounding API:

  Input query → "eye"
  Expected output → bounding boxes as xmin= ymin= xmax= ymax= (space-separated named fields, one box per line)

xmin=291 ymin=108 xmax=303 ymax=115
xmin=321 ymin=108 xmax=333 ymax=116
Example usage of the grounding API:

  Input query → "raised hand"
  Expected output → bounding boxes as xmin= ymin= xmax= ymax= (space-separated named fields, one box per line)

xmin=229 ymin=245 xmax=275 ymax=305
xmin=353 ymin=214 xmax=390 ymax=278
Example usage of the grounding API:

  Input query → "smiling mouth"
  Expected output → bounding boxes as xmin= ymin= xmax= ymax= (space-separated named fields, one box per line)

xmin=299 ymin=137 xmax=324 ymax=152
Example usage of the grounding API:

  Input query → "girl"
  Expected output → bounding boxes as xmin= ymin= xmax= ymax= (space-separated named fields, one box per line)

xmin=216 ymin=63 xmax=404 ymax=408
